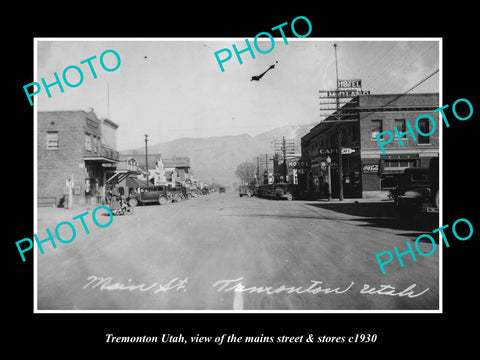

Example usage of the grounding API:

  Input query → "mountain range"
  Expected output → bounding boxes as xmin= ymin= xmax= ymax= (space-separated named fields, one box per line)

xmin=119 ymin=123 xmax=316 ymax=187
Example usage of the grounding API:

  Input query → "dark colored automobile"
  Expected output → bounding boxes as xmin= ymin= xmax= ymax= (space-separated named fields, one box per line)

xmin=201 ymin=188 xmax=210 ymax=195
xmin=265 ymin=184 xmax=276 ymax=198
xmin=255 ymin=185 xmax=268 ymax=197
xmin=273 ymin=183 xmax=306 ymax=201
xmin=238 ymin=185 xmax=254 ymax=197
xmin=219 ymin=186 xmax=226 ymax=193
xmin=394 ymin=158 xmax=439 ymax=219
xmin=128 ymin=185 xmax=169 ymax=206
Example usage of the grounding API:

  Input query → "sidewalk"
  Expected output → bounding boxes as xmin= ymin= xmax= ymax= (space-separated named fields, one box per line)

xmin=309 ymin=197 xmax=390 ymax=204
xmin=303 ymin=197 xmax=397 ymax=218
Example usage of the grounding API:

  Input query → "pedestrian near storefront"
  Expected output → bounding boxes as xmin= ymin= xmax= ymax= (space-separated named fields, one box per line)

xmin=109 ymin=185 xmax=121 ymax=211
xmin=65 ymin=176 xmax=74 ymax=209
xmin=85 ymin=179 xmax=91 ymax=209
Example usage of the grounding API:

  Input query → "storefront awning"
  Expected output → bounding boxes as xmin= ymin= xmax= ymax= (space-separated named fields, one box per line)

xmin=126 ymin=177 xmax=148 ymax=188
xmin=379 ymin=154 xmax=420 ymax=175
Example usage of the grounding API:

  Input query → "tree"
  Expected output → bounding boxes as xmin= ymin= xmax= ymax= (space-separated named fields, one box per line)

xmin=235 ymin=161 xmax=256 ymax=185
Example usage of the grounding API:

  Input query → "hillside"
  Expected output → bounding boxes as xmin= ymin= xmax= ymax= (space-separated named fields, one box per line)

xmin=120 ymin=123 xmax=316 ymax=187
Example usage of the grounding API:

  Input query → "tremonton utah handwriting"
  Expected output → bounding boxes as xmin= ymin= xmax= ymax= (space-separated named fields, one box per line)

xmin=33 ymin=36 xmax=441 ymax=312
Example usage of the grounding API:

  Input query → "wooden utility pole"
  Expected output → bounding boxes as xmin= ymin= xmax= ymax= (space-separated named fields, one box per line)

xmin=144 ymin=134 xmax=149 ymax=185
xmin=334 ymin=44 xmax=344 ymax=201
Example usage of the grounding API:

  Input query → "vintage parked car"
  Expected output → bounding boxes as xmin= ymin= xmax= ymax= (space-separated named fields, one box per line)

xmin=128 ymin=185 xmax=169 ymax=206
xmin=167 ymin=186 xmax=188 ymax=202
xmin=265 ymin=184 xmax=276 ymax=198
xmin=255 ymin=185 xmax=268 ymax=198
xmin=238 ymin=185 xmax=254 ymax=197
xmin=394 ymin=157 xmax=439 ymax=220
xmin=219 ymin=186 xmax=226 ymax=193
xmin=189 ymin=188 xmax=200 ymax=198
xmin=273 ymin=183 xmax=306 ymax=201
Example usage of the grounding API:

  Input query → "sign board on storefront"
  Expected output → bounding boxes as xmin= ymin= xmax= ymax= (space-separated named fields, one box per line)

xmin=362 ymin=164 xmax=379 ymax=173
xmin=326 ymin=90 xmax=371 ymax=98
xmin=341 ymin=148 xmax=355 ymax=155
xmin=286 ymin=160 xmax=310 ymax=168
xmin=318 ymin=148 xmax=358 ymax=155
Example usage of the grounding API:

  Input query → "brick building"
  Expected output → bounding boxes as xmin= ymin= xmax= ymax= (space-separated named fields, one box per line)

xmin=300 ymin=93 xmax=439 ymax=198
xmin=37 ymin=110 xmax=119 ymax=207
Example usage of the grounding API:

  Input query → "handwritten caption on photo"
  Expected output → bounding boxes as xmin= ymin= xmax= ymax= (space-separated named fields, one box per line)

xmin=105 ymin=333 xmax=378 ymax=345
xmin=375 ymin=217 xmax=474 ymax=274
xmin=83 ymin=275 xmax=429 ymax=298
xmin=213 ymin=16 xmax=312 ymax=72
xmin=23 ymin=49 xmax=121 ymax=106
xmin=15 ymin=205 xmax=114 ymax=262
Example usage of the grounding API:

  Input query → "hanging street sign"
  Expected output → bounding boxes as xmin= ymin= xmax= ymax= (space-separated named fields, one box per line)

xmin=341 ymin=147 xmax=356 ymax=154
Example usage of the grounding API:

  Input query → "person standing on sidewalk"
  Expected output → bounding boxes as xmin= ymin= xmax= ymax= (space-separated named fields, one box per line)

xmin=85 ymin=179 xmax=91 ymax=209
xmin=65 ymin=176 xmax=74 ymax=209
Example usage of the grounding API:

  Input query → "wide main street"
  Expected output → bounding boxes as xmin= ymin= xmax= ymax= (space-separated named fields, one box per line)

xmin=36 ymin=192 xmax=439 ymax=311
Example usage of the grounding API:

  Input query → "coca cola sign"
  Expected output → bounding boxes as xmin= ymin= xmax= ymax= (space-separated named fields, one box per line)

xmin=362 ymin=164 xmax=379 ymax=173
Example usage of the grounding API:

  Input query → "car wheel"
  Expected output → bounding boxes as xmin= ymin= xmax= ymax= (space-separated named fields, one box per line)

xmin=159 ymin=196 xmax=168 ymax=205
xmin=286 ymin=193 xmax=293 ymax=201
xmin=128 ymin=198 xmax=138 ymax=207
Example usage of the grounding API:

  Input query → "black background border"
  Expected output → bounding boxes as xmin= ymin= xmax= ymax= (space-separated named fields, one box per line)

xmin=6 ymin=4 xmax=477 ymax=355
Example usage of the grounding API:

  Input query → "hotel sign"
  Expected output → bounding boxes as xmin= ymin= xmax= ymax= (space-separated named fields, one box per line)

xmin=326 ymin=89 xmax=371 ymax=98
xmin=338 ymin=79 xmax=362 ymax=89
xmin=287 ymin=159 xmax=309 ymax=168
xmin=319 ymin=78 xmax=371 ymax=99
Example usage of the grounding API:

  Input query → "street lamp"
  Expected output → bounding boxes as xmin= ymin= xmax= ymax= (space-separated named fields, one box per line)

xmin=326 ymin=155 xmax=332 ymax=201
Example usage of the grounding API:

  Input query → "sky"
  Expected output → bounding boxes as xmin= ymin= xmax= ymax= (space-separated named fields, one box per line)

xmin=35 ymin=38 xmax=440 ymax=150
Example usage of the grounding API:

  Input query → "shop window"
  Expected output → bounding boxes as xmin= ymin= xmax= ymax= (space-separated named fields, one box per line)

xmin=371 ymin=120 xmax=383 ymax=139
xmin=383 ymin=159 xmax=416 ymax=169
xmin=85 ymin=133 xmax=92 ymax=151
xmin=417 ymin=119 xmax=430 ymax=144
xmin=46 ymin=131 xmax=59 ymax=150
xmin=93 ymin=136 xmax=101 ymax=154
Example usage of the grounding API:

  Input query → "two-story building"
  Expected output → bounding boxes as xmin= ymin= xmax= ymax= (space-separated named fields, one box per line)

xmin=118 ymin=153 xmax=193 ymax=187
xmin=300 ymin=93 xmax=439 ymax=199
xmin=37 ymin=110 xmax=120 ymax=207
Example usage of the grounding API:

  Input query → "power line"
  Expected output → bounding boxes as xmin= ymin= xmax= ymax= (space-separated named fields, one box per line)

xmin=318 ymin=68 xmax=439 ymax=123
xmin=366 ymin=42 xmax=438 ymax=89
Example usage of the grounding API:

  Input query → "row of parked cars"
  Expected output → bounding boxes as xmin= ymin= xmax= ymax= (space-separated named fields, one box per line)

xmin=239 ymin=183 xmax=306 ymax=201
xmin=127 ymin=185 xmax=211 ymax=207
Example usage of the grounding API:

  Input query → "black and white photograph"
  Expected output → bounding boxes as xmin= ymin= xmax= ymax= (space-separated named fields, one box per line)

xmin=6 ymin=7 xmax=478 ymax=354
xmin=33 ymin=38 xmax=441 ymax=312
